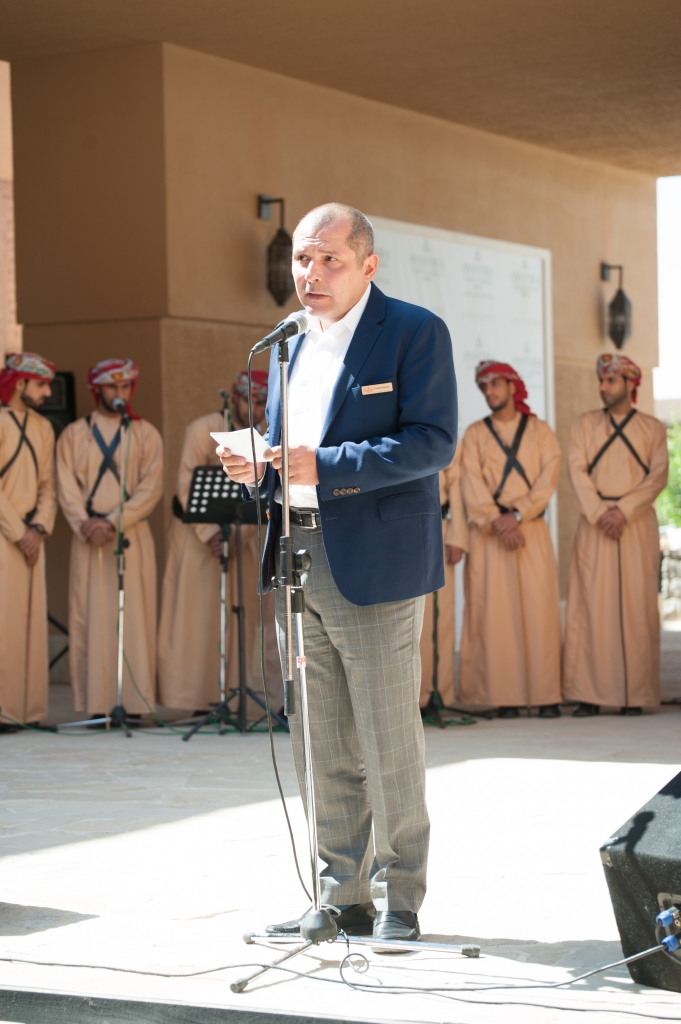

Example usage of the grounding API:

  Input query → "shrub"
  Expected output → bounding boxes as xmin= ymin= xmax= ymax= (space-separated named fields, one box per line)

xmin=658 ymin=421 xmax=681 ymax=526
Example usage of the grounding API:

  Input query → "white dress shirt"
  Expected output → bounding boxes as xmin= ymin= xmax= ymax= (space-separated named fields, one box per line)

xmin=281 ymin=285 xmax=372 ymax=509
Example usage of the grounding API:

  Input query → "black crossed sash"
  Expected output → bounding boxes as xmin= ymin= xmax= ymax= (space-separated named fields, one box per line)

xmin=0 ymin=411 xmax=38 ymax=481
xmin=483 ymin=413 xmax=539 ymax=513
xmin=0 ymin=407 xmax=39 ymax=524
xmin=587 ymin=409 xmax=649 ymax=501
xmin=85 ymin=419 xmax=127 ymax=516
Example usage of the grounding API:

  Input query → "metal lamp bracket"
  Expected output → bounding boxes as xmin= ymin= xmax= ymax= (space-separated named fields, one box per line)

xmin=601 ymin=261 xmax=624 ymax=288
xmin=258 ymin=195 xmax=286 ymax=229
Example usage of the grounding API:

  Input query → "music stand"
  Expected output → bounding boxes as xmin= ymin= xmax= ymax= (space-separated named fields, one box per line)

xmin=181 ymin=465 xmax=288 ymax=740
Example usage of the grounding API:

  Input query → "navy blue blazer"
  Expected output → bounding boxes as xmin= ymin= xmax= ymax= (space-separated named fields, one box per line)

xmin=259 ymin=283 xmax=457 ymax=606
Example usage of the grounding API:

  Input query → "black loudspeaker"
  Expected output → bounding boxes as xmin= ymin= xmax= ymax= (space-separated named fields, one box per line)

xmin=600 ymin=770 xmax=681 ymax=991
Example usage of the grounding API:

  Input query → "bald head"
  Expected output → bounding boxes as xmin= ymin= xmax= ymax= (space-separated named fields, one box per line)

xmin=295 ymin=203 xmax=375 ymax=265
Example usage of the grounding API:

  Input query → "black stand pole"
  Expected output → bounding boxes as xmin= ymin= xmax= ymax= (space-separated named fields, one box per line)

xmin=109 ymin=410 xmax=131 ymax=736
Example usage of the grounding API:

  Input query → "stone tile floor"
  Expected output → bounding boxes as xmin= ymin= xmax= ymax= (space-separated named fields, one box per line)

xmin=0 ymin=633 xmax=680 ymax=1022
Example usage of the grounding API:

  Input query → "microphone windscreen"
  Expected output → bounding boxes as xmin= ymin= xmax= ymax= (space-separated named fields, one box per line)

xmin=289 ymin=310 xmax=309 ymax=335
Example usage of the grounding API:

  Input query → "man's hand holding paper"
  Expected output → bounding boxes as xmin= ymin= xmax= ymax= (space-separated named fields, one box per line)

xmin=212 ymin=428 xmax=270 ymax=485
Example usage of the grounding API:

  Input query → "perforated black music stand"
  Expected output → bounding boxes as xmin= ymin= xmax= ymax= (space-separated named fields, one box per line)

xmin=181 ymin=465 xmax=287 ymax=740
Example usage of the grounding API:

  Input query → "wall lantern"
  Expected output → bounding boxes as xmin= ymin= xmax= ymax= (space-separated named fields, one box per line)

xmin=258 ymin=195 xmax=295 ymax=307
xmin=601 ymin=262 xmax=632 ymax=349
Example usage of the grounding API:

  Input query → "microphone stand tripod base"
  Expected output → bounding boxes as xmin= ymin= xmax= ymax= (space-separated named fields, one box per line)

xmin=182 ymin=701 xmax=237 ymax=741
xmin=109 ymin=704 xmax=131 ymax=736
xmin=299 ymin=907 xmax=338 ymax=943
xmin=231 ymin=911 xmax=336 ymax=994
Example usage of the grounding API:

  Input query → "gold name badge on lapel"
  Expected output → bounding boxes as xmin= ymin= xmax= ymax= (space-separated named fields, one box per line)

xmin=361 ymin=383 xmax=393 ymax=396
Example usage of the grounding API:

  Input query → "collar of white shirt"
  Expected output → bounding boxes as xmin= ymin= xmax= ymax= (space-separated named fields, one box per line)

xmin=303 ymin=284 xmax=372 ymax=346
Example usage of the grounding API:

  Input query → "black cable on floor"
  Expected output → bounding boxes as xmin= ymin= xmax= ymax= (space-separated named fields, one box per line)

xmin=1 ymin=943 xmax=679 ymax=1019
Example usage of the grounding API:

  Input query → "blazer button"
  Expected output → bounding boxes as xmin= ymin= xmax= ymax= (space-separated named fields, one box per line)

xmin=354 ymin=487 xmax=361 ymax=493
xmin=340 ymin=488 xmax=347 ymax=495
xmin=333 ymin=488 xmax=340 ymax=496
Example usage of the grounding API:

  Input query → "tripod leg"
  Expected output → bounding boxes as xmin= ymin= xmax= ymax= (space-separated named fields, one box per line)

xmin=244 ymin=689 xmax=289 ymax=730
xmin=182 ymin=708 xmax=217 ymax=741
xmin=231 ymin=939 xmax=313 ymax=993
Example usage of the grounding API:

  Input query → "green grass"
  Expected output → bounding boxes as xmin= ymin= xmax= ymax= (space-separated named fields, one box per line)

xmin=657 ymin=420 xmax=681 ymax=527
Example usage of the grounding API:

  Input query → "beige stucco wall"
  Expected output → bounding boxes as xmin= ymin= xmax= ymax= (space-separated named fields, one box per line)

xmin=10 ymin=42 xmax=658 ymax=617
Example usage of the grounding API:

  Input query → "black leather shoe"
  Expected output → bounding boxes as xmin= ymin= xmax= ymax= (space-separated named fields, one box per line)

xmin=498 ymin=706 xmax=520 ymax=719
xmin=372 ymin=911 xmax=420 ymax=945
xmin=538 ymin=704 xmax=561 ymax=718
xmin=266 ymin=902 xmax=375 ymax=937
xmin=572 ymin=702 xmax=600 ymax=717
xmin=620 ymin=706 xmax=642 ymax=715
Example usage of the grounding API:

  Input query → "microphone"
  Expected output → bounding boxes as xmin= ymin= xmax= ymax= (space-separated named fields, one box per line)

xmin=112 ymin=397 xmax=130 ymax=421
xmin=218 ymin=388 xmax=229 ymax=400
xmin=251 ymin=310 xmax=308 ymax=355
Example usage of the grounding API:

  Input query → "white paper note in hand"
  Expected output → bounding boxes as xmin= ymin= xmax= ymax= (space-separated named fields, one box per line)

xmin=210 ymin=429 xmax=272 ymax=463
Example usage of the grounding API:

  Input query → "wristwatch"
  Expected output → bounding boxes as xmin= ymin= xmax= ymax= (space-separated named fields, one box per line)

xmin=512 ymin=509 xmax=523 ymax=523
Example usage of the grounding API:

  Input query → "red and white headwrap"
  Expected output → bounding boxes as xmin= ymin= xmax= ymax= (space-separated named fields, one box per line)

xmin=0 ymin=351 xmax=56 ymax=405
xmin=596 ymin=353 xmax=642 ymax=404
xmin=87 ymin=358 xmax=140 ymax=419
xmin=475 ymin=360 xmax=534 ymax=417
xmin=232 ymin=370 xmax=268 ymax=404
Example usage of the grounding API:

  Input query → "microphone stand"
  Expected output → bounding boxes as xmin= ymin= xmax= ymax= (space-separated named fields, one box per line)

xmin=275 ymin=338 xmax=333 ymax=942
xmin=109 ymin=406 xmax=131 ymax=735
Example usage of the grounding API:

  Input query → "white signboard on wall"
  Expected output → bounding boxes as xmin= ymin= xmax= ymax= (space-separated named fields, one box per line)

xmin=370 ymin=215 xmax=555 ymax=434
xmin=370 ymin=216 xmax=556 ymax=639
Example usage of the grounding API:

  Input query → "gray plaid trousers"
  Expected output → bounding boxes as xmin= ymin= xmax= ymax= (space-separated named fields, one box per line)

xmin=276 ymin=524 xmax=428 ymax=912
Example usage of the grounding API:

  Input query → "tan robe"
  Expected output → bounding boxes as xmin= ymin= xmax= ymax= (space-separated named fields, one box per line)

xmin=563 ymin=409 xmax=668 ymax=708
xmin=0 ymin=407 xmax=57 ymax=723
xmin=56 ymin=411 xmax=163 ymax=714
xmin=157 ymin=413 xmax=283 ymax=715
xmin=459 ymin=414 xmax=562 ymax=707
xmin=419 ymin=445 xmax=469 ymax=708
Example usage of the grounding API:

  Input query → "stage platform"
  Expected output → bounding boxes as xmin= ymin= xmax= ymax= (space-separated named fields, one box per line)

xmin=1 ymin=687 xmax=681 ymax=1022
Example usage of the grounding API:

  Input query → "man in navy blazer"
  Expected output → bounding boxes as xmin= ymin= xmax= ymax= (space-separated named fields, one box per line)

xmin=220 ymin=203 xmax=457 ymax=944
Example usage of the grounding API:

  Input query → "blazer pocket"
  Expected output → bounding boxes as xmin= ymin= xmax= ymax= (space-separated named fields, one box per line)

xmin=378 ymin=492 xmax=439 ymax=521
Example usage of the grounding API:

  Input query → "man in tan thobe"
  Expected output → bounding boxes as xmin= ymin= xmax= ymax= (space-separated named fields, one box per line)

xmin=563 ymin=354 xmax=668 ymax=716
xmin=158 ymin=371 xmax=283 ymax=716
xmin=0 ymin=352 xmax=58 ymax=726
xmin=459 ymin=360 xmax=562 ymax=718
xmin=56 ymin=359 xmax=163 ymax=718
xmin=419 ymin=444 xmax=468 ymax=711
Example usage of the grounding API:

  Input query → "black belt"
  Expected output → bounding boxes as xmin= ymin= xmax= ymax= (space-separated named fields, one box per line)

xmin=598 ymin=493 xmax=623 ymax=502
xmin=290 ymin=508 xmax=322 ymax=529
